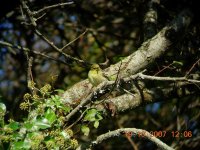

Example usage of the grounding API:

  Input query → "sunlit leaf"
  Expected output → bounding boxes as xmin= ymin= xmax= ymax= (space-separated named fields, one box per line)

xmin=94 ymin=121 xmax=99 ymax=128
xmin=84 ymin=109 xmax=98 ymax=122
xmin=81 ymin=125 xmax=90 ymax=136
xmin=61 ymin=130 xmax=70 ymax=139
xmin=7 ymin=122 xmax=19 ymax=131
xmin=0 ymin=103 xmax=6 ymax=115
xmin=96 ymin=113 xmax=103 ymax=120
xmin=54 ymin=89 xmax=65 ymax=94
xmin=24 ymin=122 xmax=34 ymax=130
xmin=35 ymin=118 xmax=51 ymax=129
xmin=12 ymin=141 xmax=31 ymax=150
xmin=60 ymin=104 xmax=71 ymax=113
xmin=173 ymin=61 xmax=183 ymax=67
xmin=45 ymin=108 xmax=56 ymax=124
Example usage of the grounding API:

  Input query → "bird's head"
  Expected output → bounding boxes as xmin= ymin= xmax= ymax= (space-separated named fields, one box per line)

xmin=91 ymin=64 xmax=100 ymax=70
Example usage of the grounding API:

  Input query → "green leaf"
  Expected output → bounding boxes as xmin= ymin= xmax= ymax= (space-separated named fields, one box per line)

xmin=12 ymin=132 xmax=23 ymax=140
xmin=61 ymin=130 xmax=70 ymax=139
xmin=0 ymin=103 xmax=6 ymax=115
xmin=173 ymin=61 xmax=183 ymax=67
xmin=84 ymin=109 xmax=98 ymax=122
xmin=60 ymin=104 xmax=71 ymax=113
xmin=113 ymin=55 xmax=126 ymax=62
xmin=26 ymin=132 xmax=41 ymax=140
xmin=54 ymin=89 xmax=65 ymax=94
xmin=44 ymin=139 xmax=60 ymax=149
xmin=108 ymin=75 xmax=117 ymax=81
xmin=81 ymin=125 xmax=90 ymax=136
xmin=7 ymin=122 xmax=19 ymax=131
xmin=96 ymin=113 xmax=103 ymax=120
xmin=51 ymin=95 xmax=60 ymax=102
xmin=26 ymin=132 xmax=34 ymax=138
xmin=44 ymin=108 xmax=56 ymax=124
xmin=94 ymin=121 xmax=99 ymax=128
xmin=12 ymin=141 xmax=31 ymax=150
xmin=24 ymin=122 xmax=34 ymax=130
xmin=0 ymin=103 xmax=6 ymax=127
xmin=35 ymin=118 xmax=51 ymax=129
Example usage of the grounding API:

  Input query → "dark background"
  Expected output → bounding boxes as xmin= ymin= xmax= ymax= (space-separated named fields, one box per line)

xmin=0 ymin=0 xmax=199 ymax=149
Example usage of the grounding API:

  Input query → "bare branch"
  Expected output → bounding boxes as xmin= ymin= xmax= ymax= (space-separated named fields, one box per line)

xmin=33 ymin=1 xmax=74 ymax=16
xmin=126 ymin=73 xmax=200 ymax=84
xmin=61 ymin=29 xmax=88 ymax=51
xmin=0 ymin=40 xmax=68 ymax=65
xmin=34 ymin=29 xmax=87 ymax=65
xmin=21 ymin=0 xmax=37 ymax=26
xmin=90 ymin=128 xmax=174 ymax=150
xmin=185 ymin=58 xmax=200 ymax=76
xmin=20 ymin=1 xmax=87 ymax=65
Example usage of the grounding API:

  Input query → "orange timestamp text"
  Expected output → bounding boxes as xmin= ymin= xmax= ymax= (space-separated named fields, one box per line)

xmin=123 ymin=130 xmax=193 ymax=138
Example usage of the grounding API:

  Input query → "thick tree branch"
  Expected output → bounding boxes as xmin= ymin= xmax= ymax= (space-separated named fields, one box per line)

xmin=62 ymin=9 xmax=193 ymax=104
xmin=64 ymin=69 xmax=199 ymax=119
xmin=103 ymin=83 xmax=197 ymax=113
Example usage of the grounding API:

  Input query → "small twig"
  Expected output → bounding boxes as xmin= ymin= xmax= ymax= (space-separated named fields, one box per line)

xmin=22 ymin=42 xmax=34 ymax=91
xmin=34 ymin=29 xmax=86 ymax=65
xmin=0 ymin=40 xmax=68 ymax=65
xmin=136 ymin=73 xmax=200 ymax=84
xmin=108 ymin=61 xmax=122 ymax=91
xmin=154 ymin=62 xmax=174 ymax=76
xmin=121 ymin=88 xmax=136 ymax=97
xmin=27 ymin=57 xmax=34 ymax=82
xmin=21 ymin=1 xmax=87 ymax=65
xmin=61 ymin=29 xmax=88 ymax=51
xmin=97 ymin=61 xmax=123 ymax=104
xmin=91 ymin=32 xmax=110 ymax=66
xmin=65 ymin=82 xmax=110 ymax=121
xmin=36 ymin=13 xmax=47 ymax=20
xmin=147 ymin=113 xmax=161 ymax=128
xmin=65 ymin=110 xmax=87 ymax=129
xmin=117 ymin=122 xmax=138 ymax=150
xmin=185 ymin=58 xmax=200 ymax=76
xmin=20 ymin=5 xmax=25 ymax=21
xmin=21 ymin=0 xmax=37 ymax=26
xmin=33 ymin=1 xmax=74 ymax=16
xmin=32 ymin=50 xmax=69 ymax=65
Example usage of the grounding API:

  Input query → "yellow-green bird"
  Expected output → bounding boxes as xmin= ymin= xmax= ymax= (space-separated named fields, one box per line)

xmin=88 ymin=64 xmax=108 ymax=86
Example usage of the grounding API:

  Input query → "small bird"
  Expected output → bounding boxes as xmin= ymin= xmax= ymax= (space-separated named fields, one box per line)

xmin=88 ymin=64 xmax=108 ymax=86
